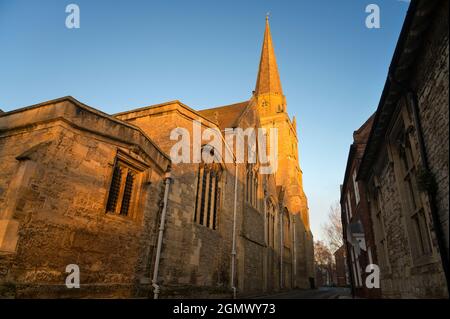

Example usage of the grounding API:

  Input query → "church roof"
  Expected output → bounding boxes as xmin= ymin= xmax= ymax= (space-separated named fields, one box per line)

xmin=198 ymin=100 xmax=250 ymax=130
xmin=254 ymin=17 xmax=283 ymax=96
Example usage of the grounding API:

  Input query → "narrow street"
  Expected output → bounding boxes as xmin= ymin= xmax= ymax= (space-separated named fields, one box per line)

xmin=253 ymin=287 xmax=352 ymax=299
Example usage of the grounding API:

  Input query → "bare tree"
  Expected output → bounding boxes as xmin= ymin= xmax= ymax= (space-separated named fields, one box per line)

xmin=321 ymin=201 xmax=344 ymax=254
xmin=314 ymin=240 xmax=335 ymax=286
xmin=314 ymin=240 xmax=333 ymax=266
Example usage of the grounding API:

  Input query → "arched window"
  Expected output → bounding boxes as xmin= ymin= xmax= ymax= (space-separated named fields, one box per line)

xmin=266 ymin=200 xmax=276 ymax=248
xmin=283 ymin=210 xmax=291 ymax=248
xmin=194 ymin=161 xmax=222 ymax=230
xmin=246 ymin=163 xmax=258 ymax=208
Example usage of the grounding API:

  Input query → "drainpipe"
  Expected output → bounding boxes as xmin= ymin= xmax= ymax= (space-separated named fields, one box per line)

xmin=390 ymin=72 xmax=450 ymax=295
xmin=293 ymin=217 xmax=297 ymax=288
xmin=220 ymin=127 xmax=239 ymax=299
xmin=230 ymin=162 xmax=239 ymax=299
xmin=280 ymin=210 xmax=283 ymax=289
xmin=263 ymin=188 xmax=268 ymax=292
xmin=152 ymin=170 xmax=172 ymax=299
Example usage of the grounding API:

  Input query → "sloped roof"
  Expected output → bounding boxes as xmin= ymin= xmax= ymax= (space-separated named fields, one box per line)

xmin=341 ymin=114 xmax=375 ymax=202
xmin=198 ymin=100 xmax=250 ymax=130
xmin=353 ymin=113 xmax=375 ymax=143
xmin=113 ymin=100 xmax=218 ymax=127
xmin=358 ymin=0 xmax=441 ymax=180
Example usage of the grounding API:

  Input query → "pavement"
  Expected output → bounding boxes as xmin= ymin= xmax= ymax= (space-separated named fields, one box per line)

xmin=251 ymin=287 xmax=352 ymax=299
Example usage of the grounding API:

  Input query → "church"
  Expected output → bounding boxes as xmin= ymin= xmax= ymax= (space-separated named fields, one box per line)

xmin=0 ymin=18 xmax=314 ymax=298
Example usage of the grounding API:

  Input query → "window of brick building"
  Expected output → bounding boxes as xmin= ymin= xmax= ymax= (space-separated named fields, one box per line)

xmin=350 ymin=247 xmax=362 ymax=287
xmin=194 ymin=161 xmax=222 ymax=230
xmin=353 ymin=170 xmax=360 ymax=205
xmin=347 ymin=193 xmax=353 ymax=219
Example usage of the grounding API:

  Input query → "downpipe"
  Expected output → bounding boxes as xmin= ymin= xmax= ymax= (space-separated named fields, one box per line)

xmin=280 ymin=210 xmax=283 ymax=289
xmin=152 ymin=170 xmax=172 ymax=299
xmin=230 ymin=162 xmax=239 ymax=299
xmin=293 ymin=217 xmax=297 ymax=288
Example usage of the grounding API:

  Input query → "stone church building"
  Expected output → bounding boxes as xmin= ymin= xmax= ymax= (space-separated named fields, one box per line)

xmin=0 ymin=18 xmax=314 ymax=298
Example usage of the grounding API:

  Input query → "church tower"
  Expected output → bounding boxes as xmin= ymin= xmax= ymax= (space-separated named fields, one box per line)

xmin=254 ymin=16 xmax=310 ymax=230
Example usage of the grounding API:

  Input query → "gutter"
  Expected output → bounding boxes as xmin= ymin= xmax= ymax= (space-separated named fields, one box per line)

xmin=152 ymin=169 xmax=173 ymax=299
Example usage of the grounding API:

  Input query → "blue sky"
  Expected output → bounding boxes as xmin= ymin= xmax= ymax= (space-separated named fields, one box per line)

xmin=0 ymin=0 xmax=409 ymax=242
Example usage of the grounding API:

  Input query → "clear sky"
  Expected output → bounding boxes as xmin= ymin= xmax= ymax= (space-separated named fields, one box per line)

xmin=0 ymin=0 xmax=409 ymax=242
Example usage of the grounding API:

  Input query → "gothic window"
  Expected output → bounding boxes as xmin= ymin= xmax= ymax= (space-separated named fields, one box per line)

xmin=106 ymin=159 xmax=139 ymax=217
xmin=246 ymin=164 xmax=258 ymax=209
xmin=266 ymin=200 xmax=276 ymax=248
xmin=283 ymin=210 xmax=291 ymax=248
xmin=194 ymin=161 xmax=222 ymax=230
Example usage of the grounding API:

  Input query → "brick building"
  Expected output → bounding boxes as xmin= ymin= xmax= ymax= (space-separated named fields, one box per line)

xmin=0 ymin=18 xmax=314 ymax=298
xmin=340 ymin=115 xmax=381 ymax=298
xmin=343 ymin=0 xmax=449 ymax=298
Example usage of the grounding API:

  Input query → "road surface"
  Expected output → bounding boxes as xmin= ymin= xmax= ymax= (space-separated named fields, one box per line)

xmin=252 ymin=287 xmax=352 ymax=299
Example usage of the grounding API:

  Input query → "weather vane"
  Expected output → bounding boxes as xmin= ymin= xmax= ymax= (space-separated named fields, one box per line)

xmin=266 ymin=12 xmax=270 ymax=21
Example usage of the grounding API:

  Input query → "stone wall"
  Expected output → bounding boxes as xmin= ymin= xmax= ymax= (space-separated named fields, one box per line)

xmin=369 ymin=144 xmax=447 ymax=298
xmin=412 ymin=0 xmax=449 ymax=255
xmin=0 ymin=98 xmax=169 ymax=298
xmin=116 ymin=103 xmax=238 ymax=297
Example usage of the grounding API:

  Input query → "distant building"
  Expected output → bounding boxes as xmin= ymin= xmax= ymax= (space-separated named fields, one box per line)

xmin=315 ymin=264 xmax=334 ymax=288
xmin=334 ymin=245 xmax=349 ymax=287
xmin=340 ymin=115 xmax=380 ymax=298
xmin=343 ymin=0 xmax=449 ymax=298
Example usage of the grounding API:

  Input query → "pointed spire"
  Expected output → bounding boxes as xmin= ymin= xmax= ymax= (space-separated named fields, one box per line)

xmin=255 ymin=15 xmax=283 ymax=96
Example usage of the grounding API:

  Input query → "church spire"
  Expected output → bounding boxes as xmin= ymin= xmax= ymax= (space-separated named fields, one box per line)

xmin=254 ymin=15 xmax=283 ymax=96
